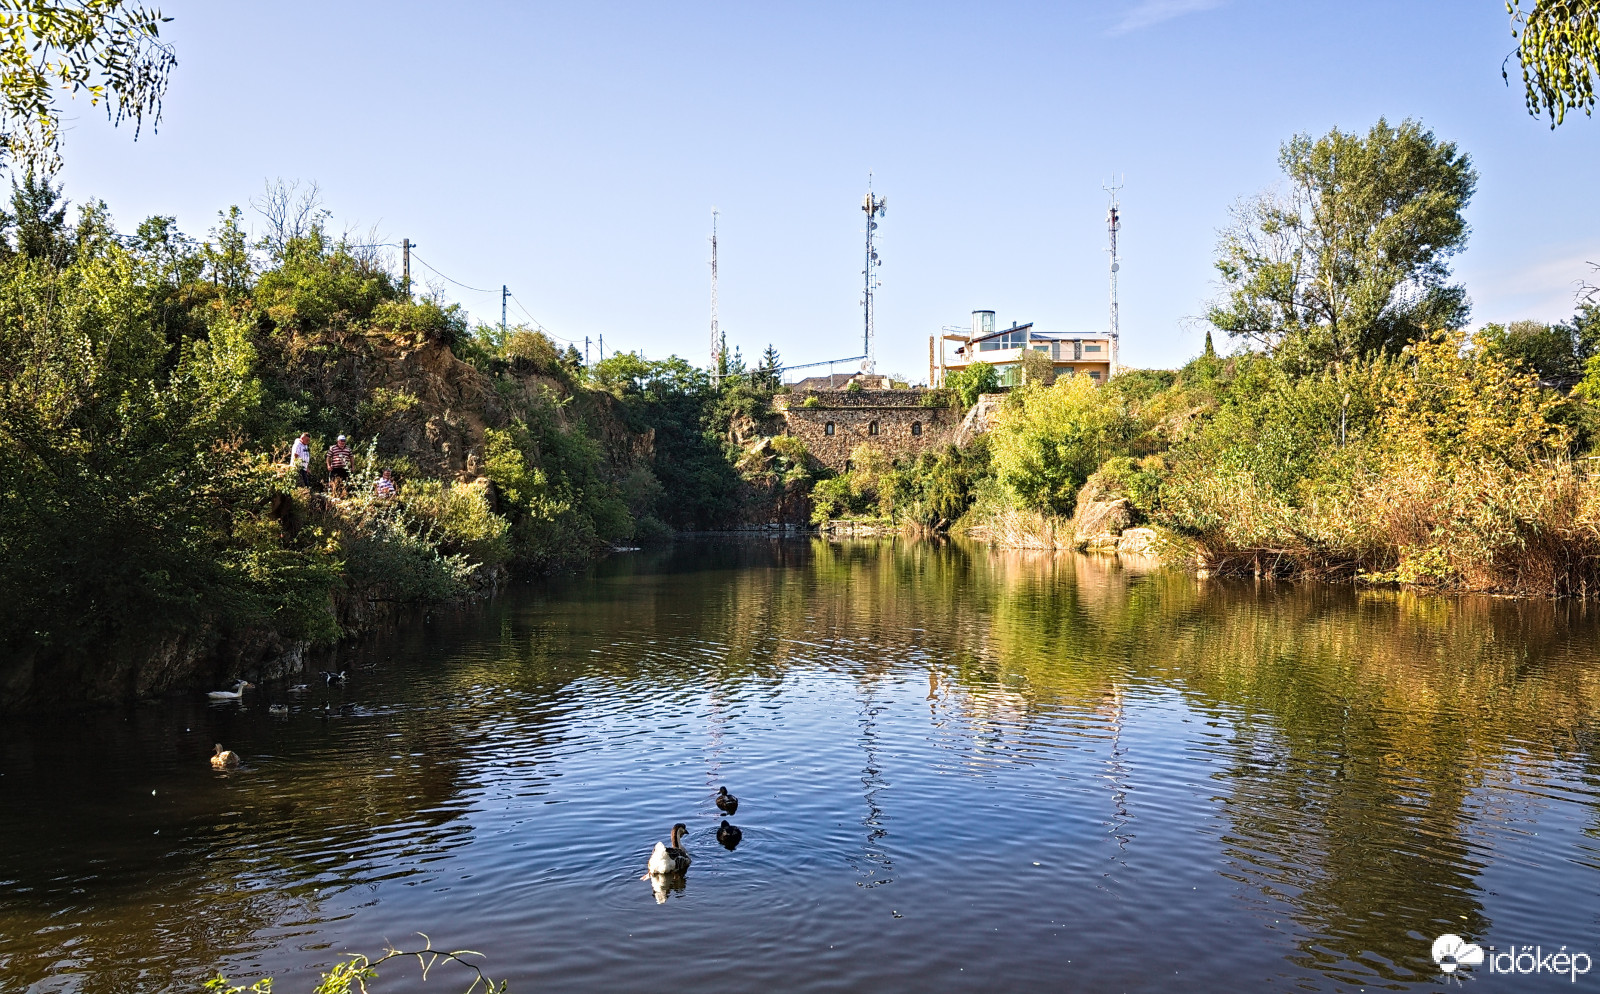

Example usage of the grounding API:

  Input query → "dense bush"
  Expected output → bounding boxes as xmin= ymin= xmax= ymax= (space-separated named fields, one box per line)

xmin=945 ymin=362 xmax=998 ymax=408
xmin=988 ymin=374 xmax=1139 ymax=516
xmin=0 ymin=193 xmax=313 ymax=654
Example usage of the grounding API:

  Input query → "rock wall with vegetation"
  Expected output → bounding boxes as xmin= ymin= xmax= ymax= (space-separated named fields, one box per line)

xmin=0 ymin=177 xmax=767 ymax=711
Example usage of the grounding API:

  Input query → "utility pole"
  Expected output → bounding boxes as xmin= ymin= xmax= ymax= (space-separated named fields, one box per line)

xmin=861 ymin=178 xmax=886 ymax=374
xmin=709 ymin=208 xmax=721 ymax=387
xmin=1103 ymin=177 xmax=1123 ymax=376
xmin=502 ymin=285 xmax=509 ymax=334
xmin=585 ymin=335 xmax=591 ymax=368
xmin=599 ymin=333 xmax=605 ymax=361
xmin=401 ymin=238 xmax=413 ymax=297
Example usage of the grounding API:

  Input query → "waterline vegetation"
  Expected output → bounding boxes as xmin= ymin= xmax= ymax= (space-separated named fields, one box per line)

xmin=808 ymin=119 xmax=1600 ymax=598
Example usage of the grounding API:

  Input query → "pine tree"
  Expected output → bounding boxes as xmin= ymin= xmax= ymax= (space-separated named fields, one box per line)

xmin=11 ymin=170 xmax=69 ymax=263
xmin=759 ymin=343 xmax=782 ymax=388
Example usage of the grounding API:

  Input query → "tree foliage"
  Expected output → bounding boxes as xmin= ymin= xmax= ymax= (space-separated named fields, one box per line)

xmin=1476 ymin=316 xmax=1600 ymax=379
xmin=988 ymin=375 xmax=1138 ymax=516
xmin=946 ymin=361 xmax=998 ymax=408
xmin=1508 ymin=0 xmax=1600 ymax=126
xmin=0 ymin=187 xmax=342 ymax=653
xmin=0 ymin=0 xmax=176 ymax=170
xmin=1208 ymin=118 xmax=1477 ymax=371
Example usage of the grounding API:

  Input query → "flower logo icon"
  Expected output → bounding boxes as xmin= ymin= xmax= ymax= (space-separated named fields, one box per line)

xmin=1433 ymin=934 xmax=1485 ymax=974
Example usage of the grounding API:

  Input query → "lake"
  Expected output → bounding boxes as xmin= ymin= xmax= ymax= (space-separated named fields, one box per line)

xmin=2 ymin=538 xmax=1598 ymax=992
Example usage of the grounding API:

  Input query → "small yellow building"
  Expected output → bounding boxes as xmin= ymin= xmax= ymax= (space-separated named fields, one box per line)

xmin=932 ymin=310 xmax=1113 ymax=387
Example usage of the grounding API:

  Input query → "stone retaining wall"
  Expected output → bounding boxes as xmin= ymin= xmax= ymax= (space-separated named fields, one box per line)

xmin=774 ymin=390 xmax=962 ymax=470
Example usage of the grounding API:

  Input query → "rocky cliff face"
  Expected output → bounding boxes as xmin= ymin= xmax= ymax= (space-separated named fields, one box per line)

xmin=1 ymin=321 xmax=640 ymax=713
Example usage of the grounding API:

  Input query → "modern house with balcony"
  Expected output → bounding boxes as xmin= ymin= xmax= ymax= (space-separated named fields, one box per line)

xmin=931 ymin=310 xmax=1113 ymax=388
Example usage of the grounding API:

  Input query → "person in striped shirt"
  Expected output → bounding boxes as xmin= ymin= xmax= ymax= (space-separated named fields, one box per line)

xmin=325 ymin=434 xmax=354 ymax=497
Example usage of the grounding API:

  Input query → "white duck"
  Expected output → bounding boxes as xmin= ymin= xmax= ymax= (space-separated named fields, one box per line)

xmin=644 ymin=823 xmax=692 ymax=876
xmin=207 ymin=680 xmax=255 ymax=700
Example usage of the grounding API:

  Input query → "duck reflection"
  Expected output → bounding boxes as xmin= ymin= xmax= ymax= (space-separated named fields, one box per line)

xmin=645 ymin=871 xmax=687 ymax=904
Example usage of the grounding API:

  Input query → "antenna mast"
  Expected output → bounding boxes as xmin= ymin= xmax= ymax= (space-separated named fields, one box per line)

xmin=709 ymin=208 xmax=721 ymax=386
xmin=861 ymin=177 xmax=886 ymax=374
xmin=1103 ymin=177 xmax=1123 ymax=375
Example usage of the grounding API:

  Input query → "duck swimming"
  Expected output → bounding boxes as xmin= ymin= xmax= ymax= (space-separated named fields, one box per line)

xmin=715 ymin=786 xmax=739 ymax=815
xmin=645 ymin=823 xmax=692 ymax=876
xmin=210 ymin=743 xmax=240 ymax=769
xmin=716 ymin=820 xmax=742 ymax=850
xmin=268 ymin=703 xmax=289 ymax=715
xmin=207 ymin=680 xmax=254 ymax=700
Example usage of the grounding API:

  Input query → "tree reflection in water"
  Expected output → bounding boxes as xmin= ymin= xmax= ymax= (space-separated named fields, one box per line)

xmin=0 ymin=537 xmax=1596 ymax=992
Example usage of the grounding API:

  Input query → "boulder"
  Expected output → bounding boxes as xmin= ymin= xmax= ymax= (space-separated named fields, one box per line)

xmin=1116 ymin=527 xmax=1159 ymax=556
xmin=1081 ymin=532 xmax=1121 ymax=552
xmin=1072 ymin=497 xmax=1131 ymax=547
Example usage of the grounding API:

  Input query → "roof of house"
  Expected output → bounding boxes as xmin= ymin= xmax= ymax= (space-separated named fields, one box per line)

xmin=957 ymin=322 xmax=1110 ymax=347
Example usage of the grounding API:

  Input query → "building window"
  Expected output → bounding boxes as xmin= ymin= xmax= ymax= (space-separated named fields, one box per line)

xmin=911 ymin=421 xmax=922 ymax=437
xmin=1061 ymin=366 xmax=1074 ymax=376
xmin=868 ymin=421 xmax=880 ymax=436
xmin=825 ymin=422 xmax=835 ymax=436
xmin=1089 ymin=371 xmax=1102 ymax=381
xmin=977 ymin=329 xmax=1030 ymax=351
xmin=1084 ymin=344 xmax=1102 ymax=353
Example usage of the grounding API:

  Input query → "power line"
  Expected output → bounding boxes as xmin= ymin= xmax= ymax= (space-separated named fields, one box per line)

xmin=407 ymin=251 xmax=500 ymax=295
xmin=508 ymin=293 xmax=581 ymax=346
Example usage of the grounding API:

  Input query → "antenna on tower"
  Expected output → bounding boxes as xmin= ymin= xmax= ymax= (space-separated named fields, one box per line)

xmin=861 ymin=175 xmax=886 ymax=374
xmin=710 ymin=208 xmax=721 ymax=387
xmin=1103 ymin=176 xmax=1123 ymax=376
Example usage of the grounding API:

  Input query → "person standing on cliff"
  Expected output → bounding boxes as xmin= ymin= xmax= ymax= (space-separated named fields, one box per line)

xmin=326 ymin=434 xmax=354 ymax=497
xmin=289 ymin=432 xmax=313 ymax=489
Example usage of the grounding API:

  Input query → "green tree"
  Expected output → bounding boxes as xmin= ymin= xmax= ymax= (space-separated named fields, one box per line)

xmin=1208 ymin=118 xmax=1477 ymax=370
xmin=0 ymin=0 xmax=177 ymax=170
xmin=1508 ymin=0 xmax=1600 ymax=126
xmin=10 ymin=170 xmax=69 ymax=262
xmin=989 ymin=375 xmax=1138 ymax=515
xmin=756 ymin=343 xmax=782 ymax=389
xmin=1018 ymin=347 xmax=1055 ymax=386
xmin=1476 ymin=318 xmax=1593 ymax=378
xmin=0 ymin=230 xmax=344 ymax=654
xmin=202 ymin=205 xmax=253 ymax=302
xmin=946 ymin=361 xmax=999 ymax=407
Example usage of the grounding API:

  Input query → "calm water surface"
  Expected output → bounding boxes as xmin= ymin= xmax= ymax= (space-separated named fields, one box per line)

xmin=2 ymin=539 xmax=1599 ymax=992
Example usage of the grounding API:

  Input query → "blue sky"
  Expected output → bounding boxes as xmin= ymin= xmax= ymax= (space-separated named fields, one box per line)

xmin=56 ymin=0 xmax=1600 ymax=377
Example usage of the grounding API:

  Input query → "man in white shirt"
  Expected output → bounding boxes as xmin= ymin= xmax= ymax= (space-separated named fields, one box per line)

xmin=290 ymin=432 xmax=312 ymax=489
